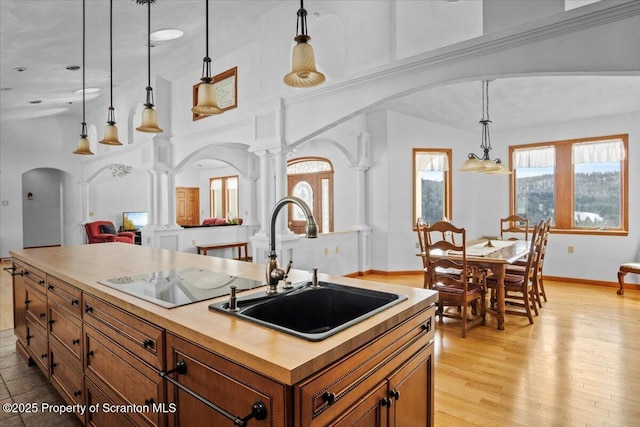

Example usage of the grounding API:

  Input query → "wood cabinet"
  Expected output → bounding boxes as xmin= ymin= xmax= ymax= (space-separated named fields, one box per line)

xmin=11 ymin=248 xmax=437 ymax=427
xmin=83 ymin=294 xmax=165 ymax=427
xmin=165 ymin=333 xmax=289 ymax=427
xmin=294 ymin=307 xmax=434 ymax=427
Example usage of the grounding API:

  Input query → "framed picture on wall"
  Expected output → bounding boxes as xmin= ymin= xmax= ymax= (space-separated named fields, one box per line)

xmin=192 ymin=66 xmax=237 ymax=121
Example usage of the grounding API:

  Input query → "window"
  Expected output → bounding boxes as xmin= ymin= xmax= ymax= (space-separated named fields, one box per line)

xmin=287 ymin=158 xmax=333 ymax=234
xmin=209 ymin=175 xmax=239 ymax=219
xmin=510 ymin=135 xmax=628 ymax=234
xmin=413 ymin=149 xmax=452 ymax=226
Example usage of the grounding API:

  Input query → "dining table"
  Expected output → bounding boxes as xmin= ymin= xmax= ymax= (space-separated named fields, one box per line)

xmin=427 ymin=238 xmax=531 ymax=330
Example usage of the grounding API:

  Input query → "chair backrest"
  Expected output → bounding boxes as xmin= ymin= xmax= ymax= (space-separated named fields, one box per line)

xmin=534 ymin=217 xmax=552 ymax=279
xmin=424 ymin=220 xmax=469 ymax=289
xmin=523 ymin=221 xmax=544 ymax=284
xmin=500 ymin=214 xmax=529 ymax=241
xmin=416 ymin=219 xmax=429 ymax=269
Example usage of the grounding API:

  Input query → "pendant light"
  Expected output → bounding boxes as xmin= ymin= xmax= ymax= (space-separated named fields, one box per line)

xmin=136 ymin=0 xmax=163 ymax=133
xmin=99 ymin=0 xmax=123 ymax=145
xmin=73 ymin=0 xmax=94 ymax=155
xmin=191 ymin=0 xmax=223 ymax=115
xmin=459 ymin=80 xmax=510 ymax=174
xmin=283 ymin=0 xmax=325 ymax=88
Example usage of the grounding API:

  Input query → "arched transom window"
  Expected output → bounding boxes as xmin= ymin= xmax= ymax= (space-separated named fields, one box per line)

xmin=287 ymin=157 xmax=334 ymax=234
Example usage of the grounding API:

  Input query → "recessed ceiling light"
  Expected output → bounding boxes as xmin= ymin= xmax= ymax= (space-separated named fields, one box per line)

xmin=0 ymin=87 xmax=12 ymax=91
xmin=13 ymin=67 xmax=27 ymax=72
xmin=66 ymin=65 xmax=81 ymax=71
xmin=29 ymin=100 xmax=42 ymax=104
xmin=150 ymin=28 xmax=183 ymax=42
xmin=73 ymin=87 xmax=101 ymax=95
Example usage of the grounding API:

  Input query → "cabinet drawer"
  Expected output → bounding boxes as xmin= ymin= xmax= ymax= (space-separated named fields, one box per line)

xmin=85 ymin=324 xmax=163 ymax=427
xmin=295 ymin=306 xmax=435 ymax=427
xmin=47 ymin=276 xmax=82 ymax=318
xmin=26 ymin=318 xmax=49 ymax=376
xmin=50 ymin=339 xmax=85 ymax=410
xmin=49 ymin=303 xmax=83 ymax=366
xmin=86 ymin=378 xmax=137 ymax=427
xmin=166 ymin=333 xmax=289 ymax=427
xmin=84 ymin=294 xmax=163 ymax=370
xmin=25 ymin=283 xmax=47 ymax=330
xmin=23 ymin=263 xmax=46 ymax=293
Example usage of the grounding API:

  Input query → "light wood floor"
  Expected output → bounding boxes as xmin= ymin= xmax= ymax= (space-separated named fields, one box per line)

xmin=1 ymin=260 xmax=638 ymax=426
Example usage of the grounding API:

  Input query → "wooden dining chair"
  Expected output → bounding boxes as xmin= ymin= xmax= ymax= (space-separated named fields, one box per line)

xmin=487 ymin=221 xmax=543 ymax=324
xmin=425 ymin=221 xmax=486 ymax=338
xmin=416 ymin=219 xmax=430 ymax=289
xmin=500 ymin=214 xmax=529 ymax=241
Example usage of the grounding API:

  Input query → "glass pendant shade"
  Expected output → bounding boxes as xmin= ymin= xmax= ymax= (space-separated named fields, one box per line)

xmin=192 ymin=82 xmax=223 ymax=115
xmin=485 ymin=161 xmax=512 ymax=175
xmin=99 ymin=123 xmax=122 ymax=145
xmin=480 ymin=159 xmax=501 ymax=171
xmin=73 ymin=134 xmax=93 ymax=155
xmin=459 ymin=156 xmax=484 ymax=172
xmin=284 ymin=35 xmax=325 ymax=88
xmin=136 ymin=106 xmax=163 ymax=133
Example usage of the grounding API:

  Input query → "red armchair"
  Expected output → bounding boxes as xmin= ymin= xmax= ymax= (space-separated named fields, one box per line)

xmin=85 ymin=221 xmax=135 ymax=244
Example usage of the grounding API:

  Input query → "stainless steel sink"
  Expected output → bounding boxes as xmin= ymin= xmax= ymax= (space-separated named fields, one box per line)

xmin=209 ymin=281 xmax=407 ymax=341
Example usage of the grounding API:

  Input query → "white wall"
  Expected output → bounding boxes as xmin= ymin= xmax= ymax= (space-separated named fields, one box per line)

xmin=363 ymin=109 xmax=639 ymax=284
xmin=89 ymin=169 xmax=148 ymax=228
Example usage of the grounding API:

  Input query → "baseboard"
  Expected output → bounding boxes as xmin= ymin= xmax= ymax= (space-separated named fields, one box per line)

xmin=544 ymin=275 xmax=639 ymax=291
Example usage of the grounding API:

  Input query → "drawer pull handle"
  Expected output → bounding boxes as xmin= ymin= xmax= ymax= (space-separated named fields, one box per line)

xmin=24 ymin=271 xmax=30 ymax=276
xmin=85 ymin=305 xmax=93 ymax=313
xmin=390 ymin=389 xmax=400 ymax=400
xmin=74 ymin=390 xmax=82 ymax=397
xmin=143 ymin=339 xmax=154 ymax=349
xmin=70 ymin=299 xmax=79 ymax=306
xmin=25 ymin=299 xmax=31 ymax=305
xmin=40 ymin=353 xmax=47 ymax=359
xmin=72 ymin=339 xmax=80 ymax=345
xmin=323 ymin=392 xmax=337 ymax=405
xmin=39 ymin=280 xmax=45 ymax=285
xmin=159 ymin=360 xmax=267 ymax=426
xmin=380 ymin=397 xmax=392 ymax=408
xmin=48 ymin=284 xmax=54 ymax=290
xmin=87 ymin=350 xmax=94 ymax=358
xmin=3 ymin=266 xmax=23 ymax=276
xmin=39 ymin=313 xmax=46 ymax=318
xmin=421 ymin=318 xmax=432 ymax=333
xmin=49 ymin=319 xmax=56 ymax=325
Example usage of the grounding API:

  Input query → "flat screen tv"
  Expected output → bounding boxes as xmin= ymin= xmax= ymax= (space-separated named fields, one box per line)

xmin=123 ymin=211 xmax=148 ymax=231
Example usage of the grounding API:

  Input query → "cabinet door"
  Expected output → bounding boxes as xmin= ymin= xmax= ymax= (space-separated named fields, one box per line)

xmin=13 ymin=271 xmax=28 ymax=345
xmin=327 ymin=381 xmax=389 ymax=427
xmin=166 ymin=333 xmax=289 ymax=427
xmin=387 ymin=345 xmax=433 ymax=427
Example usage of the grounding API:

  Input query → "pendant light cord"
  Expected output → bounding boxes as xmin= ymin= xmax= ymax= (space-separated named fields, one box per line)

xmin=296 ymin=0 xmax=308 ymax=36
xmin=109 ymin=0 xmax=113 ymax=108
xmin=82 ymin=0 xmax=86 ymax=130
xmin=147 ymin=0 xmax=151 ymax=90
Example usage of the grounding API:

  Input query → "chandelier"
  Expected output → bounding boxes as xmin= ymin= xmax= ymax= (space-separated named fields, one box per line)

xmin=459 ymin=80 xmax=510 ymax=174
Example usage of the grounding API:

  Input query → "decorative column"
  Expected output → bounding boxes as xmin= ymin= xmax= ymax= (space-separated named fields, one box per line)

xmin=166 ymin=171 xmax=177 ymax=227
xmin=352 ymin=131 xmax=372 ymax=274
xmin=154 ymin=171 xmax=164 ymax=226
xmin=255 ymin=150 xmax=272 ymax=236
xmin=146 ymin=170 xmax=156 ymax=227
xmin=270 ymin=147 xmax=291 ymax=235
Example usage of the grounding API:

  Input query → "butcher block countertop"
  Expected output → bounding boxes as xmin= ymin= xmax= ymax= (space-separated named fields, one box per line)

xmin=10 ymin=243 xmax=437 ymax=385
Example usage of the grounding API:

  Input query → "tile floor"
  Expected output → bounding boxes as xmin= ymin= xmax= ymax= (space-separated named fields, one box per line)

xmin=0 ymin=329 xmax=82 ymax=427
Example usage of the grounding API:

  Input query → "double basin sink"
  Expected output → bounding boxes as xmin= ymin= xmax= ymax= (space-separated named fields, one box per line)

xmin=209 ymin=281 xmax=407 ymax=341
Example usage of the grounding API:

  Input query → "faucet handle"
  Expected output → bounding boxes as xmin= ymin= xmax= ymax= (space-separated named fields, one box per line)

xmin=282 ymin=260 xmax=294 ymax=289
xmin=228 ymin=285 xmax=239 ymax=311
xmin=311 ymin=268 xmax=319 ymax=287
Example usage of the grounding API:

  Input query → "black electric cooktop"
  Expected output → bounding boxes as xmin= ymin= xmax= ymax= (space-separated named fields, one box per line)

xmin=98 ymin=268 xmax=264 ymax=309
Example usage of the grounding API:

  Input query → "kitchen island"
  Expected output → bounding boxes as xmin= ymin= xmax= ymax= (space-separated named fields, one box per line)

xmin=10 ymin=243 xmax=437 ymax=427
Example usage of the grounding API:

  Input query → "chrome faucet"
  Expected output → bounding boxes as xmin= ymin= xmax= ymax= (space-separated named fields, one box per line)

xmin=266 ymin=196 xmax=318 ymax=294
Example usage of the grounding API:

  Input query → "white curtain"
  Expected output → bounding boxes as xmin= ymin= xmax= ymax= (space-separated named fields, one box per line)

xmin=572 ymin=139 xmax=625 ymax=164
xmin=416 ymin=152 xmax=449 ymax=171
xmin=513 ymin=146 xmax=555 ymax=168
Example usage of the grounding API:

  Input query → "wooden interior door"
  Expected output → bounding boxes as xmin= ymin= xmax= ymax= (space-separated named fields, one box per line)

xmin=287 ymin=174 xmax=319 ymax=234
xmin=176 ymin=187 xmax=200 ymax=226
